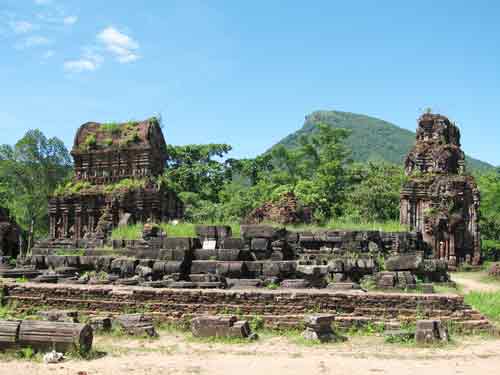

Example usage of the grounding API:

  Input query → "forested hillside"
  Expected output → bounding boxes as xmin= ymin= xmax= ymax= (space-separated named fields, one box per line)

xmin=270 ymin=110 xmax=494 ymax=172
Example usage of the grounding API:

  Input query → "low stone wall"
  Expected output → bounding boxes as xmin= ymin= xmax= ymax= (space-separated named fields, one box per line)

xmin=0 ymin=281 xmax=492 ymax=332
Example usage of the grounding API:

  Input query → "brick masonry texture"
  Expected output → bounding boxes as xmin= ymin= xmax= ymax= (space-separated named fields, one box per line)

xmin=1 ymin=281 xmax=492 ymax=332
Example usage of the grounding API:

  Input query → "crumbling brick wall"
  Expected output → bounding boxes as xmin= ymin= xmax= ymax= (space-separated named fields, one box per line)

xmin=400 ymin=114 xmax=480 ymax=268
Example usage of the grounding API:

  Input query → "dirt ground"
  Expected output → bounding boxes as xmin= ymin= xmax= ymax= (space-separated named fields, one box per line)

xmin=451 ymin=272 xmax=500 ymax=293
xmin=1 ymin=333 xmax=500 ymax=375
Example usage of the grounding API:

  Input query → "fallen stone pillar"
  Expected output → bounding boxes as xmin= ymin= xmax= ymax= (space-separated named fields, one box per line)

xmin=0 ymin=320 xmax=93 ymax=353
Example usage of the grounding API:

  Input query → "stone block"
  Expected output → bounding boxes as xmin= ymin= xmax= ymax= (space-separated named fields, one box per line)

xmin=221 ymin=237 xmax=244 ymax=250
xmin=110 ymin=258 xmax=138 ymax=278
xmin=89 ymin=317 xmax=112 ymax=332
xmin=195 ymin=225 xmax=217 ymax=239
xmin=115 ymin=314 xmax=158 ymax=337
xmin=158 ymin=249 xmax=193 ymax=262
xmin=216 ymin=261 xmax=247 ymax=278
xmin=302 ymin=314 xmax=344 ymax=343
xmin=251 ymin=238 xmax=270 ymax=251
xmin=163 ymin=237 xmax=196 ymax=251
xmin=191 ymin=261 xmax=218 ymax=274
xmin=377 ymin=272 xmax=397 ymax=289
xmin=225 ymin=278 xmax=262 ymax=289
xmin=385 ymin=254 xmax=422 ymax=271
xmin=191 ymin=315 xmax=255 ymax=339
xmin=217 ymin=249 xmax=241 ymax=262
xmin=241 ymin=225 xmax=277 ymax=240
xmin=193 ymin=249 xmax=218 ymax=261
xmin=415 ymin=320 xmax=448 ymax=344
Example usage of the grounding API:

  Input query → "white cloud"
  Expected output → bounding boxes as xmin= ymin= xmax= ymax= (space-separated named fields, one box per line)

xmin=63 ymin=16 xmax=78 ymax=25
xmin=64 ymin=50 xmax=103 ymax=73
xmin=64 ymin=59 xmax=98 ymax=72
xmin=97 ymin=26 xmax=140 ymax=64
xmin=10 ymin=21 xmax=34 ymax=34
xmin=15 ymin=35 xmax=51 ymax=49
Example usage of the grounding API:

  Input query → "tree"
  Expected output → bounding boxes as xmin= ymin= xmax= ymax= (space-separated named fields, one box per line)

xmin=0 ymin=129 xmax=71 ymax=251
xmin=160 ymin=143 xmax=233 ymax=221
xmin=344 ymin=162 xmax=406 ymax=222
xmin=292 ymin=124 xmax=351 ymax=219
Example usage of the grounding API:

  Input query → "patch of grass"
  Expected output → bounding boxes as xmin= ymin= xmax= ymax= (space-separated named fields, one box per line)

xmin=111 ymin=224 xmax=142 ymax=240
xmin=53 ymin=181 xmax=93 ymax=197
xmin=82 ymin=134 xmax=97 ymax=150
xmin=464 ymin=291 xmax=500 ymax=323
xmin=284 ymin=219 xmax=409 ymax=233
xmin=103 ymin=178 xmax=147 ymax=195
xmin=15 ymin=276 xmax=28 ymax=283
xmin=54 ymin=248 xmax=85 ymax=256
xmin=266 ymin=282 xmax=279 ymax=290
xmin=434 ymin=284 xmax=461 ymax=295
xmin=111 ymin=222 xmax=242 ymax=240
xmin=101 ymin=122 xmax=121 ymax=134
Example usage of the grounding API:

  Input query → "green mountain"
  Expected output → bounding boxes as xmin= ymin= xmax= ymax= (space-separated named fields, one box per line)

xmin=269 ymin=110 xmax=494 ymax=173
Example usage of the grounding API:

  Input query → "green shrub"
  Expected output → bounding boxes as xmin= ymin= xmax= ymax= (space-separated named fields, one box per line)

xmin=464 ymin=291 xmax=500 ymax=322
xmin=82 ymin=134 xmax=97 ymax=150
xmin=101 ymin=122 xmax=121 ymax=134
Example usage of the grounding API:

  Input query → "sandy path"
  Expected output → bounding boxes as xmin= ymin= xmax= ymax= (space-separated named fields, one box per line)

xmin=1 ymin=334 xmax=500 ymax=375
xmin=451 ymin=272 xmax=500 ymax=293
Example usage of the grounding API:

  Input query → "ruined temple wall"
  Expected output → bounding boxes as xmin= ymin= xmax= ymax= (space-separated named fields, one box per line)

xmin=48 ymin=188 xmax=183 ymax=240
xmin=1 ymin=282 xmax=491 ymax=332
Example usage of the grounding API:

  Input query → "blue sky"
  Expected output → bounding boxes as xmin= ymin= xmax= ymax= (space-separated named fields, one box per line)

xmin=1 ymin=0 xmax=499 ymax=165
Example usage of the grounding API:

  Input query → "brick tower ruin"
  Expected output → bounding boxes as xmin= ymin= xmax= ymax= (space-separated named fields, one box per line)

xmin=400 ymin=113 xmax=480 ymax=268
xmin=48 ymin=118 xmax=183 ymax=240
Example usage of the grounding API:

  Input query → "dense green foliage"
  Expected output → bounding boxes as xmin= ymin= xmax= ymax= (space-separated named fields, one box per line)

xmin=270 ymin=110 xmax=494 ymax=173
xmin=0 ymin=130 xmax=72 ymax=248
xmin=476 ymin=170 xmax=500 ymax=260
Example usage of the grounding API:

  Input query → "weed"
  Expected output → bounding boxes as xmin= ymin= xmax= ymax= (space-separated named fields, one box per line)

xmin=464 ymin=291 xmax=500 ymax=322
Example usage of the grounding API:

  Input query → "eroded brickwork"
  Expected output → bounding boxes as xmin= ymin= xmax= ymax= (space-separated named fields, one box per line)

xmin=400 ymin=114 xmax=480 ymax=268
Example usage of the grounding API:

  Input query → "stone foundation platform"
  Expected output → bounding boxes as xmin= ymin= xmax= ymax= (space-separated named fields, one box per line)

xmin=0 ymin=281 xmax=494 ymax=333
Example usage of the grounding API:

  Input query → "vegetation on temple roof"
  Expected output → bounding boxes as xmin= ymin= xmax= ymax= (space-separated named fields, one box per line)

xmin=74 ymin=117 xmax=161 ymax=152
xmin=52 ymin=178 xmax=151 ymax=197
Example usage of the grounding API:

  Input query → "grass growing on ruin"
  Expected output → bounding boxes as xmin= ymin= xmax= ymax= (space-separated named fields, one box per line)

xmin=111 ymin=222 xmax=241 ymax=240
xmin=285 ymin=219 xmax=409 ymax=233
xmin=464 ymin=291 xmax=500 ymax=323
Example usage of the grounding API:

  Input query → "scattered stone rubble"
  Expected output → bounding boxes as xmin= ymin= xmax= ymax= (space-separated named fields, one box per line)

xmin=245 ymin=192 xmax=312 ymax=225
xmin=2 ymin=222 xmax=451 ymax=293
